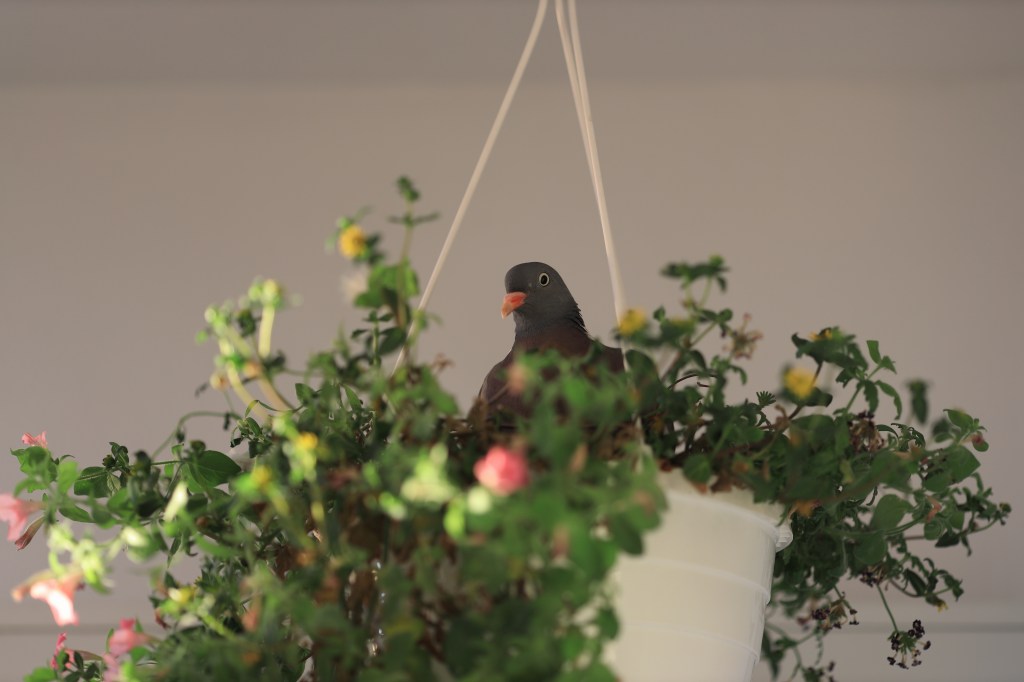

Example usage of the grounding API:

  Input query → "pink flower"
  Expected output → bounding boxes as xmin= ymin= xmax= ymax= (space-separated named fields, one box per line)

xmin=108 ymin=618 xmax=150 ymax=657
xmin=473 ymin=446 xmax=530 ymax=495
xmin=0 ymin=493 xmax=43 ymax=542
xmin=14 ymin=516 xmax=45 ymax=550
xmin=51 ymin=632 xmax=71 ymax=671
xmin=102 ymin=653 xmax=121 ymax=682
xmin=11 ymin=573 xmax=82 ymax=626
xmin=21 ymin=431 xmax=48 ymax=448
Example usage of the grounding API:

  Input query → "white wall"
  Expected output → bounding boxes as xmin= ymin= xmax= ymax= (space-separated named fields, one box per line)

xmin=2 ymin=2 xmax=1022 ymax=680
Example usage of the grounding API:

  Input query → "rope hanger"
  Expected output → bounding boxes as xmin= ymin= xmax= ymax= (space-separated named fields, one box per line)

xmin=394 ymin=0 xmax=628 ymax=372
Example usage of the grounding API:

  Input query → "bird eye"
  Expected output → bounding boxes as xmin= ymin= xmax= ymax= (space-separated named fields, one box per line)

xmin=538 ymin=272 xmax=550 ymax=287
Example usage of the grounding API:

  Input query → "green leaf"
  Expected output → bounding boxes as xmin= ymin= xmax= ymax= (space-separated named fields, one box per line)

xmin=924 ymin=519 xmax=945 ymax=540
xmin=74 ymin=466 xmax=111 ymax=498
xmin=946 ymin=446 xmax=980 ymax=483
xmin=924 ymin=472 xmax=951 ymax=493
xmin=867 ymin=340 xmax=882 ymax=364
xmin=58 ymin=502 xmax=91 ymax=523
xmin=561 ymin=630 xmax=586 ymax=662
xmin=576 ymin=662 xmax=617 ymax=682
xmin=661 ymin=257 xmax=728 ymax=291
xmin=853 ymin=533 xmax=887 ymax=565
xmin=14 ymin=446 xmax=55 ymax=481
xmin=945 ymin=409 xmax=974 ymax=433
xmin=908 ymin=380 xmax=929 ymax=424
xmin=91 ymin=506 xmax=114 ymax=527
xmin=56 ymin=459 xmax=78 ymax=495
xmin=876 ymin=381 xmax=903 ymax=420
xmin=378 ymin=327 xmax=407 ymax=356
xmin=568 ymin=524 xmax=607 ymax=579
xmin=904 ymin=569 xmax=928 ymax=596
xmin=862 ymin=381 xmax=879 ymax=413
xmin=682 ymin=454 xmax=712 ymax=484
xmin=607 ymin=514 xmax=643 ymax=555
xmin=191 ymin=450 xmax=241 ymax=488
xmin=294 ymin=383 xmax=316 ymax=404
xmin=595 ymin=607 xmax=619 ymax=639
xmin=23 ymin=667 xmax=59 ymax=682
xmin=871 ymin=494 xmax=910 ymax=530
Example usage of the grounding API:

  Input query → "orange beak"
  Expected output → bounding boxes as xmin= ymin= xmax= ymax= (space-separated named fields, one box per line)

xmin=501 ymin=291 xmax=527 ymax=318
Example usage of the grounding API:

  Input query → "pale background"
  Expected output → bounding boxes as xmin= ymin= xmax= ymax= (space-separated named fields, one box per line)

xmin=1 ymin=1 xmax=1023 ymax=680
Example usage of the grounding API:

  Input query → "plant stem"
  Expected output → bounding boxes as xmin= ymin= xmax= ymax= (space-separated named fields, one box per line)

xmin=152 ymin=411 xmax=239 ymax=458
xmin=228 ymin=366 xmax=266 ymax=418
xmin=876 ymin=584 xmax=900 ymax=633
xmin=396 ymin=224 xmax=414 ymax=332
xmin=258 ymin=306 xmax=275 ymax=358
xmin=843 ymin=366 xmax=881 ymax=414
xmin=257 ymin=375 xmax=294 ymax=413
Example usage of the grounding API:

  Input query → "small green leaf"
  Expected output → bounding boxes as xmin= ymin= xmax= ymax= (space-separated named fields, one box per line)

xmin=682 ymin=454 xmax=712 ymax=484
xmin=378 ymin=327 xmax=407 ymax=355
xmin=295 ymin=383 xmax=316 ymax=404
xmin=23 ymin=667 xmax=59 ymax=682
xmin=904 ymin=569 xmax=928 ymax=596
xmin=871 ymin=494 xmax=910 ymax=530
xmin=908 ymin=380 xmax=929 ymax=424
xmin=56 ymin=459 xmax=78 ymax=495
xmin=862 ymin=381 xmax=879 ymax=413
xmin=607 ymin=514 xmax=643 ymax=555
xmin=924 ymin=472 xmax=951 ymax=493
xmin=192 ymin=450 xmax=241 ymax=488
xmin=577 ymin=662 xmax=617 ymax=682
xmin=945 ymin=409 xmax=974 ymax=433
xmin=568 ymin=524 xmax=604 ymax=579
xmin=877 ymin=381 xmax=903 ymax=420
xmin=923 ymin=519 xmax=945 ymax=540
xmin=867 ymin=340 xmax=882 ymax=364
xmin=854 ymin=533 xmax=887 ymax=565
xmin=58 ymin=502 xmax=91 ymax=523
xmin=74 ymin=466 xmax=111 ymax=498
xmin=561 ymin=630 xmax=586 ymax=661
xmin=946 ymin=446 xmax=980 ymax=483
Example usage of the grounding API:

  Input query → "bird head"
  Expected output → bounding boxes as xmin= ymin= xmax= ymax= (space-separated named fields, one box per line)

xmin=501 ymin=262 xmax=586 ymax=335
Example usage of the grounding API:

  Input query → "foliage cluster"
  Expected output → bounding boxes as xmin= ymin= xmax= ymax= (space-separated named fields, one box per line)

xmin=7 ymin=180 xmax=1009 ymax=681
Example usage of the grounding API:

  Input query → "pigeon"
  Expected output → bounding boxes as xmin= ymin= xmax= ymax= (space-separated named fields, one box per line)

xmin=478 ymin=262 xmax=623 ymax=419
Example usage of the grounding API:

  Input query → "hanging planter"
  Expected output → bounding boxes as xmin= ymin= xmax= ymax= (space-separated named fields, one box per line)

xmin=611 ymin=473 xmax=792 ymax=682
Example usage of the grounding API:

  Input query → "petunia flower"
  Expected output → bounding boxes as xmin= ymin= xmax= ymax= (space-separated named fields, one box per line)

xmin=12 ymin=572 xmax=83 ymax=626
xmin=21 ymin=431 xmax=48 ymax=448
xmin=14 ymin=516 xmax=45 ymax=550
xmin=473 ymin=446 xmax=529 ymax=496
xmin=50 ymin=632 xmax=71 ymax=671
xmin=0 ymin=493 xmax=44 ymax=542
xmin=108 ymin=618 xmax=151 ymax=657
xmin=102 ymin=653 xmax=122 ymax=682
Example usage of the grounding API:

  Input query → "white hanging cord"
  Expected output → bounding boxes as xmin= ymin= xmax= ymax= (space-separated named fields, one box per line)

xmin=555 ymin=0 xmax=629 ymax=326
xmin=392 ymin=0 xmax=549 ymax=374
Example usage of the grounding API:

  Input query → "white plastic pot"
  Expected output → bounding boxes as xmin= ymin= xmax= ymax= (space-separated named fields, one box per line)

xmin=609 ymin=473 xmax=793 ymax=682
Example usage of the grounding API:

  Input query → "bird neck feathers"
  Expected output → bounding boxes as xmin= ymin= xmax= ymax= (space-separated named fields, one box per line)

xmin=514 ymin=305 xmax=588 ymax=342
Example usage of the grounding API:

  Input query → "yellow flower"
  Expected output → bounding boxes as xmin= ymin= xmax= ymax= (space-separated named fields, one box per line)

xmin=790 ymin=499 xmax=821 ymax=518
xmin=250 ymin=465 xmax=273 ymax=489
xmin=810 ymin=328 xmax=833 ymax=341
xmin=618 ymin=308 xmax=646 ymax=336
xmin=295 ymin=432 xmax=319 ymax=451
xmin=784 ymin=366 xmax=816 ymax=399
xmin=338 ymin=225 xmax=368 ymax=259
